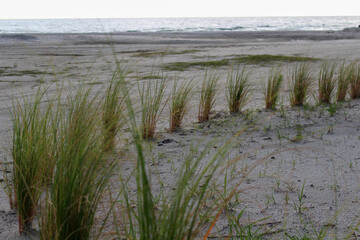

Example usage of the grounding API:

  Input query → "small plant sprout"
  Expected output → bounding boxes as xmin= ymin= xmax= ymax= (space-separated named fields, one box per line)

xmin=264 ymin=66 xmax=284 ymax=109
xmin=198 ymin=70 xmax=219 ymax=122
xmin=318 ymin=61 xmax=337 ymax=103
xmin=289 ymin=63 xmax=313 ymax=106
xmin=169 ymin=78 xmax=195 ymax=132
xmin=226 ymin=65 xmax=251 ymax=114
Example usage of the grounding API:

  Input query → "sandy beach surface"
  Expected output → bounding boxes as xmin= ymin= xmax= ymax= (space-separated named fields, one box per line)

xmin=1 ymin=29 xmax=360 ymax=239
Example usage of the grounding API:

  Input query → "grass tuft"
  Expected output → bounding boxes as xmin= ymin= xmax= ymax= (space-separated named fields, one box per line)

xmin=226 ymin=66 xmax=251 ymax=114
xmin=198 ymin=71 xmax=220 ymax=122
xmin=318 ymin=61 xmax=337 ymax=103
xmin=337 ymin=61 xmax=350 ymax=102
xmin=138 ymin=76 xmax=168 ymax=139
xmin=102 ymin=67 xmax=126 ymax=152
xmin=169 ymin=78 xmax=195 ymax=132
xmin=289 ymin=63 xmax=313 ymax=106
xmin=40 ymin=85 xmax=114 ymax=240
xmin=264 ymin=66 xmax=284 ymax=109
xmin=349 ymin=61 xmax=360 ymax=99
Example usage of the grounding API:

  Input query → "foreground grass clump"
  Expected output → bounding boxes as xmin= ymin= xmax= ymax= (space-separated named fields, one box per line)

xmin=169 ymin=79 xmax=195 ymax=132
xmin=289 ymin=63 xmax=313 ymax=106
xmin=116 ymin=79 xmax=231 ymax=239
xmin=40 ymin=86 xmax=114 ymax=240
xmin=349 ymin=62 xmax=360 ymax=99
xmin=226 ymin=66 xmax=251 ymax=113
xmin=198 ymin=71 xmax=219 ymax=122
xmin=10 ymin=88 xmax=55 ymax=234
xmin=318 ymin=61 xmax=337 ymax=103
xmin=102 ymin=68 xmax=126 ymax=152
xmin=264 ymin=66 xmax=284 ymax=109
xmin=138 ymin=76 xmax=168 ymax=139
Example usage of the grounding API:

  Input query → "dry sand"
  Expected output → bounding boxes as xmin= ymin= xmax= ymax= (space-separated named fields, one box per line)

xmin=1 ymin=29 xmax=360 ymax=239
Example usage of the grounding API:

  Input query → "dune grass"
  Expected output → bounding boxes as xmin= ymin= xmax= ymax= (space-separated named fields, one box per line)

xmin=169 ymin=78 xmax=195 ymax=132
xmin=40 ymin=86 xmax=115 ymax=240
xmin=198 ymin=71 xmax=220 ymax=122
xmin=337 ymin=61 xmax=350 ymax=102
xmin=138 ymin=76 xmax=168 ymax=139
xmin=117 ymin=77 xmax=232 ymax=239
xmin=289 ymin=63 xmax=313 ymax=106
xmin=349 ymin=62 xmax=360 ymax=99
xmin=318 ymin=61 xmax=337 ymax=103
xmin=226 ymin=66 xmax=251 ymax=114
xmin=102 ymin=67 xmax=126 ymax=152
xmin=10 ymin=87 xmax=56 ymax=234
xmin=264 ymin=66 xmax=284 ymax=109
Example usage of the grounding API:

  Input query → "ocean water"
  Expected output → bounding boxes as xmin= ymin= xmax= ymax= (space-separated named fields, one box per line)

xmin=0 ymin=16 xmax=360 ymax=34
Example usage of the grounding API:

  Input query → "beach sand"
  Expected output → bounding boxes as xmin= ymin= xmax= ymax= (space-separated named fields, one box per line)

xmin=1 ymin=30 xmax=360 ymax=239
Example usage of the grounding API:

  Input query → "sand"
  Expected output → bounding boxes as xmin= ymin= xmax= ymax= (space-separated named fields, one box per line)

xmin=1 ymin=29 xmax=360 ymax=239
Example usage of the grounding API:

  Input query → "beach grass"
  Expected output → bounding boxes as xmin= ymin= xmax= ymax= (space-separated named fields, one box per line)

xmin=264 ymin=66 xmax=284 ymax=109
xmin=40 ymin=85 xmax=114 ymax=240
xmin=318 ymin=61 xmax=337 ymax=103
xmin=289 ymin=63 xmax=313 ymax=106
xmin=169 ymin=78 xmax=195 ymax=132
xmin=226 ymin=66 xmax=251 ymax=114
xmin=337 ymin=61 xmax=350 ymax=102
xmin=102 ymin=67 xmax=126 ymax=152
xmin=10 ymin=87 xmax=54 ymax=234
xmin=198 ymin=70 xmax=220 ymax=122
xmin=349 ymin=61 xmax=360 ymax=99
xmin=138 ymin=75 xmax=168 ymax=139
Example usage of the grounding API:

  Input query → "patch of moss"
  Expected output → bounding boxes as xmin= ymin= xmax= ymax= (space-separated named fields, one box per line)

xmin=133 ymin=49 xmax=199 ymax=58
xmin=163 ymin=59 xmax=230 ymax=71
xmin=0 ymin=69 xmax=48 ymax=77
xmin=163 ymin=54 xmax=319 ymax=71
xmin=235 ymin=54 xmax=318 ymax=64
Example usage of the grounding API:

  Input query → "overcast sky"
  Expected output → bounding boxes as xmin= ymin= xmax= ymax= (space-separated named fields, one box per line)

xmin=1 ymin=0 xmax=360 ymax=19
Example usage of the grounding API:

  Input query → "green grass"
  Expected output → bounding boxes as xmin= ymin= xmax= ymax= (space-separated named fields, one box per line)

xmin=138 ymin=76 xmax=168 ymax=139
xmin=163 ymin=55 xmax=319 ymax=71
xmin=102 ymin=67 xmax=126 ymax=152
xmin=10 ymin=87 xmax=55 ymax=234
xmin=349 ymin=62 xmax=360 ymax=99
xmin=264 ymin=66 xmax=284 ymax=109
xmin=226 ymin=66 xmax=251 ymax=114
xmin=133 ymin=49 xmax=199 ymax=58
xmin=169 ymin=79 xmax=195 ymax=132
xmin=0 ymin=70 xmax=48 ymax=77
xmin=318 ymin=61 xmax=337 ymax=103
xmin=198 ymin=71 xmax=220 ymax=122
xmin=337 ymin=61 xmax=350 ymax=102
xmin=40 ymin=85 xmax=114 ymax=240
xmin=289 ymin=63 xmax=313 ymax=106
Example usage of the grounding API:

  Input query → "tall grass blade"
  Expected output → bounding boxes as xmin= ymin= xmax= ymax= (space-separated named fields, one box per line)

xmin=198 ymin=70 xmax=219 ymax=122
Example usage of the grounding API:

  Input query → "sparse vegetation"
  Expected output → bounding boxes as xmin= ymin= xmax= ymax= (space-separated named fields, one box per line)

xmin=198 ymin=70 xmax=219 ymax=122
xmin=226 ymin=66 xmax=251 ymax=113
xmin=349 ymin=61 xmax=360 ymax=99
xmin=318 ymin=61 xmax=337 ymax=103
xmin=169 ymin=78 xmax=195 ymax=131
xmin=138 ymin=76 xmax=168 ymax=139
xmin=289 ymin=63 xmax=313 ymax=106
xmin=337 ymin=61 xmax=350 ymax=102
xmin=264 ymin=66 xmax=284 ymax=109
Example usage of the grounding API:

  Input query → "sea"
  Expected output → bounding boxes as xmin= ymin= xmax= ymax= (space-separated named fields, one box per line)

xmin=0 ymin=16 xmax=360 ymax=34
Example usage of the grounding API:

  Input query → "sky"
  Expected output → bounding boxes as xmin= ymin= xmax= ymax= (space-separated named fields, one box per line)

xmin=1 ymin=0 xmax=360 ymax=19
